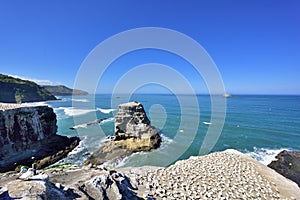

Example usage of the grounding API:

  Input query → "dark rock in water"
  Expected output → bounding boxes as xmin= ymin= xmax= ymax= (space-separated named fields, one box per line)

xmin=0 ymin=106 xmax=79 ymax=172
xmin=268 ymin=150 xmax=300 ymax=187
xmin=69 ymin=117 xmax=108 ymax=130
xmin=85 ymin=101 xmax=161 ymax=166
xmin=0 ymin=74 xmax=57 ymax=103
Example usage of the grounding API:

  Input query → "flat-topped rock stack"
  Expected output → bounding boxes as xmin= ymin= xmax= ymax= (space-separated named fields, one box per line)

xmin=85 ymin=101 xmax=161 ymax=166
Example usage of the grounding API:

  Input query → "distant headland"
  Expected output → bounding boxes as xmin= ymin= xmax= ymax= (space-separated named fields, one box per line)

xmin=0 ymin=74 xmax=88 ymax=103
xmin=0 ymin=74 xmax=56 ymax=103
xmin=42 ymin=85 xmax=88 ymax=96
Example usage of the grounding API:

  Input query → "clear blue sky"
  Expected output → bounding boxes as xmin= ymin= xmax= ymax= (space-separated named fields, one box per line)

xmin=0 ymin=0 xmax=299 ymax=94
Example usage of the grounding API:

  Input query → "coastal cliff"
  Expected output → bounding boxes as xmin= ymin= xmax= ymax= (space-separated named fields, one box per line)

xmin=85 ymin=101 xmax=161 ymax=166
xmin=0 ymin=105 xmax=79 ymax=172
xmin=0 ymin=74 xmax=57 ymax=103
xmin=42 ymin=85 xmax=88 ymax=96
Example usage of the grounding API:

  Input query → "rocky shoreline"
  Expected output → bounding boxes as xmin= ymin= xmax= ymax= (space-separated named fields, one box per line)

xmin=0 ymin=105 xmax=79 ymax=172
xmin=1 ymin=150 xmax=299 ymax=199
xmin=268 ymin=150 xmax=300 ymax=187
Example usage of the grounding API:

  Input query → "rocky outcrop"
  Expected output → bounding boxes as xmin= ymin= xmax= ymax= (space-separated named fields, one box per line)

xmin=0 ymin=74 xmax=57 ymax=103
xmin=0 ymin=174 xmax=68 ymax=200
xmin=0 ymin=106 xmax=79 ymax=172
xmin=1 ymin=150 xmax=299 ymax=200
xmin=268 ymin=150 xmax=300 ymax=187
xmin=85 ymin=101 xmax=161 ymax=166
xmin=42 ymin=85 xmax=88 ymax=96
xmin=80 ymin=169 xmax=140 ymax=199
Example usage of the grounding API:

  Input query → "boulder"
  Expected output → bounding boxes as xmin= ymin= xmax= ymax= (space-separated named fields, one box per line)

xmin=268 ymin=150 xmax=300 ymax=187
xmin=79 ymin=170 xmax=139 ymax=200
xmin=85 ymin=101 xmax=161 ymax=166
xmin=3 ymin=174 xmax=68 ymax=199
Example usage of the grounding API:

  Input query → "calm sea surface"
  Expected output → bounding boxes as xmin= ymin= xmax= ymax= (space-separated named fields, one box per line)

xmin=39 ymin=94 xmax=300 ymax=167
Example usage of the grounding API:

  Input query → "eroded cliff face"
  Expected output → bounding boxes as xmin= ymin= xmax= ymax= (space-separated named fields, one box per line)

xmin=0 ymin=106 xmax=79 ymax=172
xmin=85 ymin=101 xmax=161 ymax=166
xmin=0 ymin=106 xmax=57 ymax=151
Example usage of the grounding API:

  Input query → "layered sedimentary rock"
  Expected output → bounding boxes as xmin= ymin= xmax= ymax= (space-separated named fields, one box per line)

xmin=268 ymin=150 xmax=300 ymax=187
xmin=85 ymin=101 xmax=161 ymax=165
xmin=0 ymin=106 xmax=79 ymax=172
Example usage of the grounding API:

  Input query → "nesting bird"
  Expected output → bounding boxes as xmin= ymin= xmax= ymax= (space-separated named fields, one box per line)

xmin=19 ymin=168 xmax=34 ymax=180
xmin=19 ymin=166 xmax=28 ymax=175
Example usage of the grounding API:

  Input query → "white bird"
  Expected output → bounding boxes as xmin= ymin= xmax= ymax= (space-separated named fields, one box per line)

xmin=19 ymin=166 xmax=28 ymax=175
xmin=19 ymin=168 xmax=34 ymax=180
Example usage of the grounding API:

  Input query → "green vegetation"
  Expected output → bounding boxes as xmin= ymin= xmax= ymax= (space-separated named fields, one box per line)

xmin=0 ymin=74 xmax=57 ymax=103
xmin=42 ymin=85 xmax=88 ymax=96
xmin=44 ymin=163 xmax=74 ymax=170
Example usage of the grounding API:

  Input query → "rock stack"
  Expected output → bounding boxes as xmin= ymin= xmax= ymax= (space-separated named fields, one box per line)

xmin=85 ymin=101 xmax=161 ymax=166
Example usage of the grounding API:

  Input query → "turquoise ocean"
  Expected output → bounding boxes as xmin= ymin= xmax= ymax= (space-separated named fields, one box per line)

xmin=33 ymin=94 xmax=300 ymax=167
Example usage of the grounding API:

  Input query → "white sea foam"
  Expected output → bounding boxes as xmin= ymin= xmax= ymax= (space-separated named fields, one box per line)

xmin=202 ymin=121 xmax=212 ymax=125
xmin=59 ymin=107 xmax=95 ymax=116
xmin=72 ymin=98 xmax=89 ymax=103
xmin=71 ymin=117 xmax=114 ymax=129
xmin=160 ymin=133 xmax=173 ymax=145
xmin=72 ymin=124 xmax=88 ymax=129
xmin=53 ymin=137 xmax=89 ymax=166
xmin=101 ymin=117 xmax=114 ymax=123
xmin=67 ymin=139 xmax=87 ymax=155
xmin=112 ymin=150 xmax=150 ymax=168
xmin=97 ymin=108 xmax=115 ymax=114
xmin=245 ymin=147 xmax=290 ymax=165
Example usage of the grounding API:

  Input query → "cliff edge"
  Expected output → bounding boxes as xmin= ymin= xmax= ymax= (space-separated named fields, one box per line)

xmin=1 ymin=150 xmax=299 ymax=199
xmin=85 ymin=101 xmax=161 ymax=166
xmin=0 ymin=106 xmax=79 ymax=172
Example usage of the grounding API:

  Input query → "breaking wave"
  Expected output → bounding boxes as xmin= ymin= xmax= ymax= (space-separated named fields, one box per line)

xmin=97 ymin=108 xmax=115 ymax=114
xmin=245 ymin=147 xmax=290 ymax=165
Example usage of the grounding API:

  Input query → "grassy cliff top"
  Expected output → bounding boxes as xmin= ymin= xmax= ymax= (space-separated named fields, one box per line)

xmin=0 ymin=74 xmax=57 ymax=103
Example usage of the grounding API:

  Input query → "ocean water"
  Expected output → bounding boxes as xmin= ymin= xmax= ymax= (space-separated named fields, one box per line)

xmin=41 ymin=94 xmax=300 ymax=167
